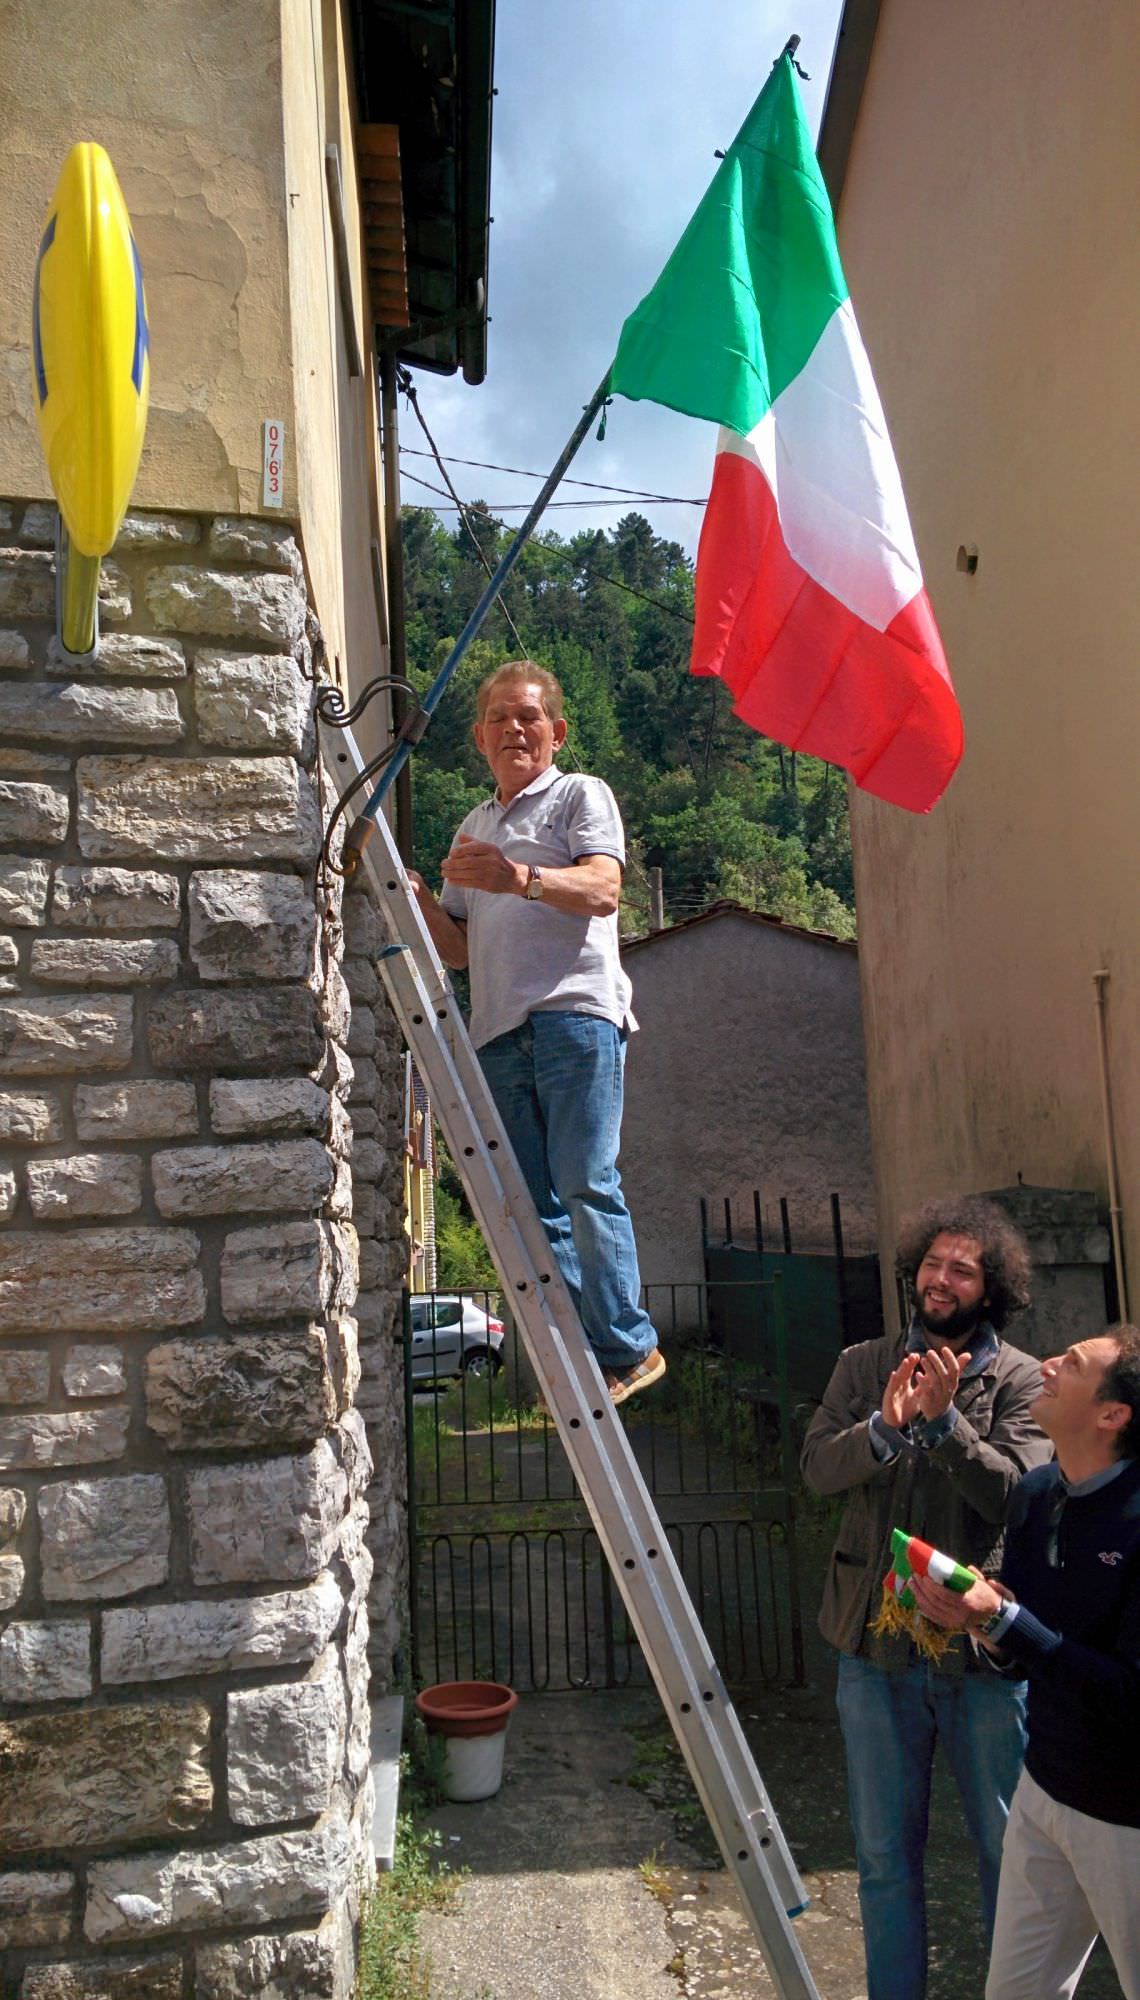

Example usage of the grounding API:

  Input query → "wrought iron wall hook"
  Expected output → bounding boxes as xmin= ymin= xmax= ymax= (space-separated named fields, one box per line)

xmin=317 ymin=744 xmax=396 ymax=877
xmin=314 ymin=673 xmax=430 ymax=878
xmin=315 ymin=673 xmax=421 ymax=732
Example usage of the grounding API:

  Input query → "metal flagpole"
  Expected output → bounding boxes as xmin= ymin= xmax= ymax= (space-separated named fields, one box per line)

xmin=343 ymin=371 xmax=612 ymax=872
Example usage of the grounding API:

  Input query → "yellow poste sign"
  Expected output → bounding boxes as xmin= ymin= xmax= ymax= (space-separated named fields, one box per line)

xmin=33 ymin=142 xmax=150 ymax=559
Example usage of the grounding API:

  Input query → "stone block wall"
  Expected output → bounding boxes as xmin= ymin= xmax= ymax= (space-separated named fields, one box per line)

xmin=0 ymin=505 xmax=405 ymax=1997
xmin=340 ymin=893 xmax=409 ymax=1688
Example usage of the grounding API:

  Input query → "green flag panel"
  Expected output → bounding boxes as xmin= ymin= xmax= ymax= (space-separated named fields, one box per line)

xmin=611 ymin=56 xmax=849 ymax=435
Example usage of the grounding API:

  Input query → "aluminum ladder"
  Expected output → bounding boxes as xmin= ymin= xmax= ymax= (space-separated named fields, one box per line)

xmin=341 ymin=775 xmax=821 ymax=2000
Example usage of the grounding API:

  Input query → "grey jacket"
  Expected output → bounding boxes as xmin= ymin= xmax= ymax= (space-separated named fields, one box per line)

xmin=800 ymin=1329 xmax=1050 ymax=1671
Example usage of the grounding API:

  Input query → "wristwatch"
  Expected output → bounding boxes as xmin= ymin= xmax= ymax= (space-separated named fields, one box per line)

xmin=525 ymin=865 xmax=544 ymax=901
xmin=978 ymin=1598 xmax=1014 ymax=1638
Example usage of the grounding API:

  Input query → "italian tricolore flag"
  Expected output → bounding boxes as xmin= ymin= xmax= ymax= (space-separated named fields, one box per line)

xmin=610 ymin=52 xmax=962 ymax=813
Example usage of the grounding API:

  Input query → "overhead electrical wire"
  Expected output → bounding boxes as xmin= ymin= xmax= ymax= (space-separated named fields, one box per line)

xmin=396 ymin=367 xmax=529 ymax=655
xmin=404 ymin=491 xmax=703 ymax=511
xmin=399 ymin=472 xmax=696 ymax=627
xmin=399 ymin=444 xmax=707 ymax=508
xmin=393 ymin=391 xmax=696 ymax=900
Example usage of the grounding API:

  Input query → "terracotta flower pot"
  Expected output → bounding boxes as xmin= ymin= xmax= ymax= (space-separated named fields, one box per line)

xmin=415 ymin=1680 xmax=519 ymax=1800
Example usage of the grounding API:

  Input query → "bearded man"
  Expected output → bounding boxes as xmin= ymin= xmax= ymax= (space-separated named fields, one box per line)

xmin=800 ymin=1196 xmax=1052 ymax=2000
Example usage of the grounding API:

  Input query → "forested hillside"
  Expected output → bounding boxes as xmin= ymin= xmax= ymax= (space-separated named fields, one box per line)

xmin=402 ymin=505 xmax=856 ymax=939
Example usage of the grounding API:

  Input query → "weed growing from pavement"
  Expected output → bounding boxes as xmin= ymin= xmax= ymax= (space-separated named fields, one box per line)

xmin=409 ymin=1718 xmax=451 ymax=1810
xmin=639 ymin=1850 xmax=690 ymax=1986
xmin=639 ymin=1851 xmax=689 ymax=1985
xmin=637 ymin=1848 xmax=673 ymax=1905
xmin=355 ymin=1812 xmax=455 ymax=2000
xmin=355 ymin=1700 xmax=463 ymax=2000
xmin=625 ymin=1714 xmax=719 ymax=1862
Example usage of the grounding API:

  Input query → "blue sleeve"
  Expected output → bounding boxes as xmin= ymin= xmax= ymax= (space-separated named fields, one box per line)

xmin=998 ymin=1482 xmax=1140 ymax=1724
xmin=998 ymin=1590 xmax=1140 ymax=1729
xmin=869 ymin=1410 xmax=904 ymax=1461
xmin=916 ymin=1406 xmax=960 ymax=1450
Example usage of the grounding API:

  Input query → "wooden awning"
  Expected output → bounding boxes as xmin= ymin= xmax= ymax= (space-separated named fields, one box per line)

xmin=358 ymin=123 xmax=410 ymax=330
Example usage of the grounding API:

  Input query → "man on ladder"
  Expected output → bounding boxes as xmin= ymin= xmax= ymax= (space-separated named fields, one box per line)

xmin=409 ymin=657 xmax=666 ymax=1406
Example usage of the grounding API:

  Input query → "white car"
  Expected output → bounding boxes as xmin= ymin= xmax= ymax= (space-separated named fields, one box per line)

xmin=409 ymin=1293 xmax=505 ymax=1382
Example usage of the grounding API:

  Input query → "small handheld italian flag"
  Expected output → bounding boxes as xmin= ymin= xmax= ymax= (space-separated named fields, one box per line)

xmin=870 ymin=1528 xmax=975 ymax=1661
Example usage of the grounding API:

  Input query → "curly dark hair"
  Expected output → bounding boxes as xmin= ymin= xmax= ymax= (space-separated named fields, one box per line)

xmin=1097 ymin=1324 xmax=1140 ymax=1460
xmin=895 ymin=1195 xmax=1033 ymax=1332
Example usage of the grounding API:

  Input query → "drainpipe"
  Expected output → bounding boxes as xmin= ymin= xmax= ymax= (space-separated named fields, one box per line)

xmin=1093 ymin=968 xmax=1129 ymax=1320
xmin=379 ymin=348 xmax=414 ymax=863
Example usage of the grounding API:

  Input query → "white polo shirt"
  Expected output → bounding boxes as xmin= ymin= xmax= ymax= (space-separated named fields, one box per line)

xmin=439 ymin=764 xmax=636 ymax=1051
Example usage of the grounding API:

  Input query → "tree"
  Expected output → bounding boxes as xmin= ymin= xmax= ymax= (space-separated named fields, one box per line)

xmin=410 ymin=762 xmax=488 ymax=885
xmin=433 ymin=1137 xmax=497 ymax=1290
xmin=400 ymin=505 xmax=857 ymax=940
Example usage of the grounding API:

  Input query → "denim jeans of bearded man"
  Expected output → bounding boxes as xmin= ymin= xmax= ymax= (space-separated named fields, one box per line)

xmin=476 ymin=1010 xmax=657 ymax=1373
xmin=837 ymin=1652 xmax=1028 ymax=2000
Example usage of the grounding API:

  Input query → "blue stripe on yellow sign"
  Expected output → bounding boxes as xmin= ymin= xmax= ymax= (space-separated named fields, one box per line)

xmin=129 ymin=232 xmax=149 ymax=395
xmin=32 ymin=213 xmax=57 ymax=407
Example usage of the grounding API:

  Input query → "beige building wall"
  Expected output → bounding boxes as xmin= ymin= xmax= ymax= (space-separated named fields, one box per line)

xmin=0 ymin=0 xmax=387 ymax=725
xmin=281 ymin=0 xmax=389 ymax=743
xmin=837 ymin=1 xmax=1140 ymax=1313
xmin=0 ymin=0 xmax=293 ymax=514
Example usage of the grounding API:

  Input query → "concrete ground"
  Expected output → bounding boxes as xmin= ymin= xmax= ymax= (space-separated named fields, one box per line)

xmin=418 ymin=1688 xmax=864 ymax=2000
xmin=417 ymin=1680 xmax=1126 ymax=2000
xmin=411 ymin=1455 xmax=1124 ymax=2000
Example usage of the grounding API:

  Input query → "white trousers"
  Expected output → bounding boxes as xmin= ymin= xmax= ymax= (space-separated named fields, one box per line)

xmin=986 ymin=1769 xmax=1140 ymax=2000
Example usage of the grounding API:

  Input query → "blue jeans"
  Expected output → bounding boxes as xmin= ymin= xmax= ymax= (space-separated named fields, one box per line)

xmin=477 ymin=1011 xmax=657 ymax=1373
xmin=837 ymin=1653 xmax=1028 ymax=2000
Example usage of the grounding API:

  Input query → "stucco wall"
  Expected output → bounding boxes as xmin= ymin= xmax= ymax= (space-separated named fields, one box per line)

xmin=836 ymin=1 xmax=1140 ymax=1307
xmin=281 ymin=0 xmax=390 ymax=755
xmin=0 ymin=0 xmax=388 ymax=749
xmin=0 ymin=0 xmax=293 ymax=516
xmin=621 ymin=913 xmax=876 ymax=1290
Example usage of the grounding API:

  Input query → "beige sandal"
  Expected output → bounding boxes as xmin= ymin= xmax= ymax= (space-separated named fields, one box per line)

xmin=607 ymin=1348 xmax=667 ymax=1406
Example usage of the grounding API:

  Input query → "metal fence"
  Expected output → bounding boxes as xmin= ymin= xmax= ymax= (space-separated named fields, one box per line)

xmin=701 ymin=1189 xmax=884 ymax=1393
xmin=405 ymin=1277 xmax=813 ymax=1694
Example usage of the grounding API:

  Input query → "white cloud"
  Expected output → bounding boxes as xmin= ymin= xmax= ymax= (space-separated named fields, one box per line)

xmin=399 ymin=0 xmax=844 ymax=557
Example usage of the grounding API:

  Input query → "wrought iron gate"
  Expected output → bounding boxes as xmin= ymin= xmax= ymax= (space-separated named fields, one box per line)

xmin=406 ymin=1278 xmax=812 ymax=1692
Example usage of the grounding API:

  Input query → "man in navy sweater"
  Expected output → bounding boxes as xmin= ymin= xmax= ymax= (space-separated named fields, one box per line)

xmin=913 ymin=1323 xmax=1140 ymax=2000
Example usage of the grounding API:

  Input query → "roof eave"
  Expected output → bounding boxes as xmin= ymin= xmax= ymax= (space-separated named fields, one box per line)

xmin=816 ymin=0 xmax=882 ymax=213
xmin=453 ymin=0 xmax=494 ymax=384
xmin=349 ymin=0 xmax=496 ymax=384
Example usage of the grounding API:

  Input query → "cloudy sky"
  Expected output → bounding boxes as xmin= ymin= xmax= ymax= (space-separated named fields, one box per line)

xmin=398 ymin=0 xmax=844 ymax=558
